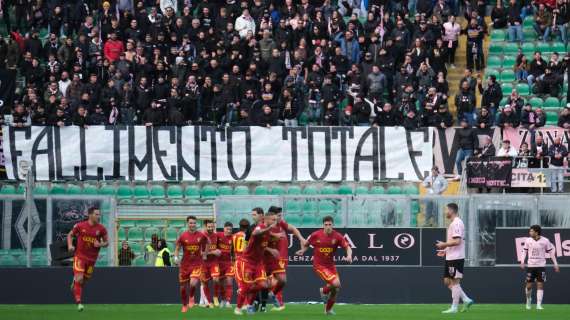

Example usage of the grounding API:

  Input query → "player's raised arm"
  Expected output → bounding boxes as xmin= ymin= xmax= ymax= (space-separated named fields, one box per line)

xmin=252 ymin=223 xmax=274 ymax=236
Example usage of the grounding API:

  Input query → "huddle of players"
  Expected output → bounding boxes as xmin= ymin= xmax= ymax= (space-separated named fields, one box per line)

xmin=66 ymin=205 xmax=561 ymax=313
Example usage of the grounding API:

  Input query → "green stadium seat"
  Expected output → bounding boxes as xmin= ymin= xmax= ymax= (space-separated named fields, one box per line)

xmin=485 ymin=69 xmax=500 ymax=80
xmin=503 ymin=43 xmax=519 ymax=55
xmin=0 ymin=255 xmax=20 ymax=266
xmin=133 ymin=185 xmax=149 ymax=198
xmin=166 ymin=185 xmax=183 ymax=198
xmin=302 ymin=186 xmax=318 ymax=195
xmin=500 ymin=70 xmax=515 ymax=82
xmin=165 ymin=228 xmax=178 ymax=241
xmin=82 ymin=184 xmax=99 ymax=195
xmin=144 ymin=228 xmax=160 ymax=241
xmin=521 ymin=42 xmax=536 ymax=55
xmin=218 ymin=185 xmax=233 ymax=196
xmin=233 ymin=185 xmax=249 ymax=195
xmin=127 ymin=228 xmax=143 ymax=241
xmin=254 ymin=186 xmax=269 ymax=195
xmin=529 ymin=97 xmax=544 ymax=108
xmin=169 ymin=220 xmax=186 ymax=228
xmin=134 ymin=257 xmax=147 ymax=266
xmin=201 ymin=185 xmax=218 ymax=197
xmin=501 ymin=83 xmax=513 ymax=95
xmin=149 ymin=185 xmax=165 ymax=198
xmin=551 ymin=42 xmax=566 ymax=54
xmin=120 ymin=220 xmax=136 ymax=228
xmin=546 ymin=111 xmax=559 ymax=125
xmin=15 ymin=185 xmax=25 ymax=194
xmin=490 ymin=29 xmax=505 ymax=41
xmin=135 ymin=220 xmax=153 ymax=228
xmin=488 ymin=43 xmax=502 ymax=55
xmin=116 ymin=185 xmax=133 ymax=199
xmin=285 ymin=201 xmax=302 ymax=214
xmin=502 ymin=56 xmax=516 ymax=69
xmin=99 ymin=184 xmax=116 ymax=195
xmin=499 ymin=97 xmax=509 ymax=107
xmin=32 ymin=254 xmax=48 ymax=266
xmin=367 ymin=212 xmax=382 ymax=226
xmin=0 ymin=185 xmax=16 ymax=194
xmin=338 ymin=185 xmax=353 ymax=195
xmin=516 ymin=83 xmax=530 ymax=96
xmin=67 ymin=185 xmax=82 ymax=195
xmin=184 ymin=185 xmax=200 ymax=198
xmin=544 ymin=97 xmax=560 ymax=109
xmin=522 ymin=28 xmax=537 ymax=41
xmin=404 ymin=185 xmax=419 ymax=195
xmin=128 ymin=242 xmax=143 ymax=254
xmin=523 ymin=16 xmax=535 ymax=28
xmin=285 ymin=213 xmax=302 ymax=226
xmin=387 ymin=186 xmax=402 ymax=194
xmin=318 ymin=202 xmax=336 ymax=214
xmin=487 ymin=56 xmax=501 ymax=69
xmin=302 ymin=214 xmax=319 ymax=227
xmin=287 ymin=185 xmax=302 ymax=195
xmin=537 ymin=42 xmax=551 ymax=55
xmin=270 ymin=186 xmax=285 ymax=195
xmin=320 ymin=186 xmax=337 ymax=195
xmin=50 ymin=184 xmax=66 ymax=194
xmin=302 ymin=201 xmax=318 ymax=214
xmin=349 ymin=211 xmax=366 ymax=226
xmin=354 ymin=186 xmax=369 ymax=195
xmin=370 ymin=186 xmax=385 ymax=194
xmin=118 ymin=228 xmax=127 ymax=240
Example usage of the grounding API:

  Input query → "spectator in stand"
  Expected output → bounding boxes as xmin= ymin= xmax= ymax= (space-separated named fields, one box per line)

xmin=552 ymin=0 xmax=569 ymax=45
xmin=455 ymin=80 xmax=477 ymax=126
xmin=118 ymin=241 xmax=136 ymax=266
xmin=507 ymin=0 xmax=524 ymax=43
xmin=558 ymin=107 xmax=570 ymax=128
xmin=5 ymin=102 xmax=31 ymax=127
xmin=518 ymin=142 xmax=532 ymax=157
xmin=103 ymin=32 xmax=125 ymax=63
xmin=535 ymin=67 xmax=562 ymax=97
xmin=520 ymin=103 xmax=537 ymax=129
xmin=422 ymin=165 xmax=448 ymax=226
xmin=454 ymin=118 xmax=478 ymax=180
xmin=534 ymin=108 xmax=547 ymax=128
xmin=465 ymin=18 xmax=485 ymax=71
xmin=531 ymin=134 xmax=549 ymax=167
xmin=352 ymin=94 xmax=371 ymax=126
xmin=403 ymin=109 xmax=421 ymax=130
xmin=373 ymin=102 xmax=402 ymax=127
xmin=497 ymin=140 xmax=518 ymax=157
xmin=476 ymin=135 xmax=496 ymax=158
xmin=534 ymin=3 xmax=553 ymax=41
xmin=506 ymin=90 xmax=525 ymax=119
xmin=478 ymin=74 xmax=502 ymax=121
xmin=498 ymin=105 xmax=520 ymax=128
xmin=72 ymin=106 xmax=89 ymax=128
xmin=527 ymin=51 xmax=547 ymax=88
xmin=491 ymin=1 xmax=508 ymax=29
xmin=515 ymin=53 xmax=529 ymax=82
xmin=443 ymin=15 xmax=461 ymax=68
xmin=548 ymin=137 xmax=568 ymax=192
xmin=477 ymin=107 xmax=493 ymax=128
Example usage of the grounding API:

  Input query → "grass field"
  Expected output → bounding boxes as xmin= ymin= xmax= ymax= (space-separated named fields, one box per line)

xmin=1 ymin=304 xmax=569 ymax=320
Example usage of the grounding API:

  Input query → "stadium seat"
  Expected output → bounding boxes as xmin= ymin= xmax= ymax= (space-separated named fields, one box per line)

xmin=367 ymin=212 xmax=382 ymax=226
xmin=287 ymin=185 xmax=302 ymax=195
xmin=485 ymin=68 xmax=500 ymax=80
xmin=544 ymin=97 xmax=560 ymax=109
xmin=302 ymin=186 xmax=319 ymax=195
xmin=98 ymin=184 xmax=116 ymax=195
xmin=32 ymin=254 xmax=48 ymax=266
xmin=487 ymin=56 xmax=501 ymax=69
xmin=133 ymin=186 xmax=149 ymax=198
xmin=144 ymin=228 xmax=160 ymax=241
xmin=200 ymin=185 xmax=218 ymax=197
xmin=284 ymin=213 xmax=302 ymax=226
xmin=546 ymin=111 xmax=559 ymax=125
xmin=490 ymin=29 xmax=505 ymax=41
xmin=500 ymin=70 xmax=515 ymax=83
xmin=218 ymin=185 xmax=233 ymax=196
xmin=355 ymin=186 xmax=369 ymax=195
xmin=285 ymin=200 xmax=302 ymax=214
xmin=128 ymin=242 xmax=143 ymax=253
xmin=149 ymin=185 xmax=165 ymax=198
xmin=134 ymin=257 xmax=147 ymax=266
xmin=370 ymin=186 xmax=385 ymax=194
xmin=318 ymin=201 xmax=336 ymax=214
xmin=521 ymin=42 xmax=536 ymax=55
xmin=0 ymin=255 xmax=20 ymax=266
xmin=136 ymin=220 xmax=154 ymax=228
xmin=254 ymin=185 xmax=269 ymax=195
xmin=50 ymin=184 xmax=66 ymax=194
xmin=529 ymin=97 xmax=544 ymax=108
xmin=116 ymin=185 xmax=133 ymax=199
xmin=502 ymin=56 xmax=516 ymax=69
xmin=523 ymin=16 xmax=535 ymax=28
xmin=270 ymin=186 xmax=285 ymax=195
xmin=118 ymin=228 xmax=126 ymax=240
xmin=67 ymin=184 xmax=82 ymax=195
xmin=501 ymin=83 xmax=513 ymax=95
xmin=404 ymin=185 xmax=419 ymax=195
xmin=488 ymin=43 xmax=502 ymax=55
xmin=233 ymin=185 xmax=249 ymax=195
xmin=0 ymin=185 xmax=16 ymax=194
xmin=537 ymin=42 xmax=551 ymax=55
xmin=320 ymin=186 xmax=337 ymax=195
xmin=516 ymin=83 xmax=530 ymax=96
xmin=15 ymin=185 xmax=25 ymax=194
xmin=338 ymin=184 xmax=353 ymax=195
xmin=522 ymin=28 xmax=537 ymax=41
xmin=349 ymin=211 xmax=366 ymax=226
xmin=184 ymin=185 xmax=200 ymax=198
xmin=302 ymin=214 xmax=319 ymax=227
xmin=165 ymin=228 xmax=178 ymax=241
xmin=387 ymin=186 xmax=402 ymax=194
xmin=503 ymin=43 xmax=519 ymax=55
xmin=127 ymin=228 xmax=143 ymax=241
xmin=552 ymin=42 xmax=566 ymax=54
xmin=82 ymin=184 xmax=99 ymax=195
xmin=169 ymin=220 xmax=186 ymax=229
xmin=166 ymin=185 xmax=183 ymax=198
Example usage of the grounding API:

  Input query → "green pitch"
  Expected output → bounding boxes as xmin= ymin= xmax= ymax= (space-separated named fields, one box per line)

xmin=1 ymin=304 xmax=570 ymax=320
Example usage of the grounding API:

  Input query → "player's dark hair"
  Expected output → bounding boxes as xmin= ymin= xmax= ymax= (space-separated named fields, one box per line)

xmin=186 ymin=215 xmax=197 ymax=222
xmin=268 ymin=206 xmax=279 ymax=213
xmin=265 ymin=210 xmax=277 ymax=216
xmin=87 ymin=207 xmax=100 ymax=215
xmin=224 ymin=221 xmax=233 ymax=228
xmin=239 ymin=219 xmax=250 ymax=231
xmin=275 ymin=206 xmax=282 ymax=213
xmin=204 ymin=219 xmax=214 ymax=225
xmin=322 ymin=216 xmax=334 ymax=224
xmin=158 ymin=239 xmax=167 ymax=249
xmin=530 ymin=225 xmax=542 ymax=235
xmin=252 ymin=207 xmax=264 ymax=215
xmin=446 ymin=203 xmax=459 ymax=214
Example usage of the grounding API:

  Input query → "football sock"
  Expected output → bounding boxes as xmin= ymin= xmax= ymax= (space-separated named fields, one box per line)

xmin=459 ymin=286 xmax=471 ymax=302
xmin=202 ymin=283 xmax=211 ymax=305
xmin=537 ymin=289 xmax=544 ymax=305
xmin=325 ymin=297 xmax=336 ymax=312
xmin=225 ymin=283 xmax=233 ymax=302
xmin=525 ymin=288 xmax=532 ymax=301
xmin=73 ymin=281 xmax=83 ymax=304
xmin=261 ymin=289 xmax=268 ymax=307
xmin=214 ymin=282 xmax=220 ymax=301
xmin=180 ymin=285 xmax=188 ymax=306
xmin=451 ymin=284 xmax=461 ymax=308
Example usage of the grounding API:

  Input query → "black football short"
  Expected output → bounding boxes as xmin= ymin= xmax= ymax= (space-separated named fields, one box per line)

xmin=526 ymin=267 xmax=546 ymax=283
xmin=443 ymin=259 xmax=465 ymax=279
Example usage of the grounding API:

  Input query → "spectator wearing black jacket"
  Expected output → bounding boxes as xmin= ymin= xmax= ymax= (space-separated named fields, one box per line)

xmin=476 ymin=136 xmax=496 ymax=158
xmin=506 ymin=0 xmax=523 ymax=42
xmin=548 ymin=137 xmax=568 ymax=192
xmin=402 ymin=109 xmax=420 ymax=130
xmin=143 ymin=101 xmax=167 ymax=126
xmin=454 ymin=118 xmax=479 ymax=180
xmin=352 ymin=95 xmax=371 ymax=126
xmin=431 ymin=104 xmax=454 ymax=129
xmin=455 ymin=80 xmax=477 ymax=126
xmin=477 ymin=107 xmax=493 ymax=129
xmin=72 ymin=106 xmax=88 ymax=128
xmin=373 ymin=103 xmax=402 ymax=127
xmin=558 ymin=107 xmax=570 ymax=129
xmin=87 ymin=105 xmax=108 ymax=125
xmin=48 ymin=108 xmax=70 ymax=127
xmin=491 ymin=1 xmax=508 ymax=29
xmin=535 ymin=67 xmax=562 ymax=97
xmin=257 ymin=105 xmax=278 ymax=128
xmin=527 ymin=51 xmax=547 ymax=87
xmin=497 ymin=105 xmax=520 ymax=128
xmin=478 ymin=74 xmax=502 ymax=120
xmin=322 ymin=101 xmax=339 ymax=126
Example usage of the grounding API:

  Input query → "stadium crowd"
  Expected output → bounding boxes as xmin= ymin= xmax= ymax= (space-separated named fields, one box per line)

xmin=0 ymin=0 xmax=568 ymax=128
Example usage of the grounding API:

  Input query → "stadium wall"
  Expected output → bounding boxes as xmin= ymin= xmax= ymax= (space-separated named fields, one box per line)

xmin=1 ymin=266 xmax=568 ymax=304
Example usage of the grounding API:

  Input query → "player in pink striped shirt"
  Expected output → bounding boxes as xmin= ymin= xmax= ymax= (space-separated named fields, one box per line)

xmin=436 ymin=203 xmax=474 ymax=314
xmin=519 ymin=225 xmax=560 ymax=310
